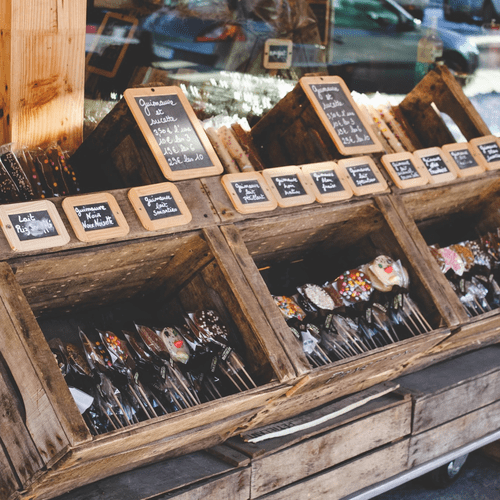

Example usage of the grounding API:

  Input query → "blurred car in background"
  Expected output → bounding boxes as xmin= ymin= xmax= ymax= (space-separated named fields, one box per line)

xmin=443 ymin=0 xmax=500 ymax=23
xmin=393 ymin=0 xmax=429 ymax=20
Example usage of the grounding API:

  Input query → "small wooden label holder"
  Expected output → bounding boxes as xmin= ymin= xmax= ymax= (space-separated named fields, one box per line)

xmin=300 ymin=76 xmax=384 ymax=156
xmin=0 ymin=200 xmax=70 ymax=252
xmin=470 ymin=135 xmax=500 ymax=170
xmin=300 ymin=161 xmax=353 ymax=203
xmin=261 ymin=166 xmax=316 ymax=208
xmin=263 ymin=39 xmax=293 ymax=69
xmin=128 ymin=182 xmax=192 ymax=230
xmin=413 ymin=147 xmax=458 ymax=184
xmin=124 ymin=86 xmax=223 ymax=181
xmin=62 ymin=193 xmax=129 ymax=242
xmin=442 ymin=142 xmax=486 ymax=177
xmin=380 ymin=152 xmax=430 ymax=189
xmin=221 ymin=172 xmax=278 ymax=214
xmin=337 ymin=156 xmax=388 ymax=196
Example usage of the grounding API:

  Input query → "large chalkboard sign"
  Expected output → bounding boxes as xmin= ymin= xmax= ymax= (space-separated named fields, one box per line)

xmin=62 ymin=193 xmax=129 ymax=242
xmin=129 ymin=183 xmax=192 ymax=230
xmin=414 ymin=147 xmax=457 ymax=184
xmin=86 ymin=12 xmax=138 ymax=78
xmin=263 ymin=39 xmax=293 ymax=69
xmin=300 ymin=76 xmax=383 ymax=156
xmin=221 ymin=173 xmax=278 ymax=214
xmin=338 ymin=156 xmax=388 ymax=196
xmin=381 ymin=152 xmax=429 ymax=189
xmin=262 ymin=166 xmax=316 ymax=208
xmin=124 ymin=87 xmax=223 ymax=181
xmin=442 ymin=143 xmax=486 ymax=178
xmin=471 ymin=136 xmax=500 ymax=170
xmin=301 ymin=162 xmax=353 ymax=203
xmin=0 ymin=200 xmax=70 ymax=252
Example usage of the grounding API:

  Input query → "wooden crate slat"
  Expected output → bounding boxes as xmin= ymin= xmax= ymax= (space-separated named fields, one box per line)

xmin=0 ymin=443 xmax=20 ymax=500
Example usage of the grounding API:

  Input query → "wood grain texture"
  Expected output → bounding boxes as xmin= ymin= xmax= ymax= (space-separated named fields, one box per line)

xmin=0 ymin=443 xmax=19 ymax=500
xmin=257 ymin=438 xmax=409 ymax=500
xmin=409 ymin=399 xmax=500 ymax=467
xmin=1 ymin=0 xmax=86 ymax=149
xmin=250 ymin=400 xmax=411 ymax=496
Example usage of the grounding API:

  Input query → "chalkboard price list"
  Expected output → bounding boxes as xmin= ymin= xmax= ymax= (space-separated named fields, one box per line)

xmin=477 ymin=142 xmax=500 ymax=163
xmin=8 ymin=210 xmax=58 ymax=241
xmin=420 ymin=154 xmax=450 ymax=176
xmin=140 ymin=192 xmax=181 ymax=219
xmin=346 ymin=164 xmax=379 ymax=187
xmin=311 ymin=169 xmax=345 ymax=194
xmin=271 ymin=174 xmax=307 ymax=198
xmin=231 ymin=180 xmax=269 ymax=204
xmin=308 ymin=83 xmax=374 ymax=148
xmin=390 ymin=159 xmax=420 ymax=181
xmin=134 ymin=94 xmax=212 ymax=172
xmin=74 ymin=203 xmax=119 ymax=232
xmin=449 ymin=149 xmax=478 ymax=170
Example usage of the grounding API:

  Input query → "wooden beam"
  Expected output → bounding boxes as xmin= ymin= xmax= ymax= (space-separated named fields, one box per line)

xmin=0 ymin=0 xmax=86 ymax=149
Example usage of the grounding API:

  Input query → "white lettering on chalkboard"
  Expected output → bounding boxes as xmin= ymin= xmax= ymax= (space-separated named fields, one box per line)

xmin=391 ymin=159 xmax=420 ymax=180
xmin=449 ymin=149 xmax=478 ymax=169
xmin=9 ymin=210 xmax=58 ymax=240
xmin=311 ymin=170 xmax=344 ymax=194
xmin=478 ymin=142 xmax=500 ymax=163
xmin=232 ymin=181 xmax=268 ymax=204
xmin=421 ymin=154 xmax=449 ymax=175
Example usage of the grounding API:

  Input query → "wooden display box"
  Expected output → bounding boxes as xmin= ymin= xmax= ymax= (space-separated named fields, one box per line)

xmin=0 ymin=227 xmax=296 ymax=500
xmin=391 ymin=173 xmax=500 ymax=363
xmin=215 ymin=194 xmax=451 ymax=428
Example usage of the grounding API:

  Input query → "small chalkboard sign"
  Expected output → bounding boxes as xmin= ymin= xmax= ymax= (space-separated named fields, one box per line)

xmin=381 ymin=152 xmax=430 ymax=189
xmin=221 ymin=173 xmax=277 ymax=214
xmin=338 ymin=156 xmax=388 ymax=196
xmin=301 ymin=162 xmax=353 ymax=203
xmin=263 ymin=39 xmax=293 ymax=69
xmin=300 ymin=76 xmax=383 ymax=156
xmin=0 ymin=200 xmax=70 ymax=252
xmin=262 ymin=166 xmax=316 ymax=208
xmin=86 ymin=12 xmax=138 ymax=78
xmin=128 ymin=182 xmax=192 ymax=231
xmin=62 ymin=193 xmax=129 ymax=242
xmin=442 ymin=142 xmax=486 ymax=177
xmin=470 ymin=136 xmax=500 ymax=170
xmin=124 ymin=86 xmax=223 ymax=181
xmin=414 ymin=147 xmax=458 ymax=184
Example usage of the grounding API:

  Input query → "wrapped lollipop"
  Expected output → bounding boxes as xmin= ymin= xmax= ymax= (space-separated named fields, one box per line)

xmin=364 ymin=255 xmax=409 ymax=292
xmin=273 ymin=295 xmax=307 ymax=322
xmin=466 ymin=240 xmax=492 ymax=270
xmin=297 ymin=284 xmax=336 ymax=312
xmin=450 ymin=243 xmax=475 ymax=273
xmin=191 ymin=310 xmax=230 ymax=347
xmin=334 ymin=269 xmax=373 ymax=304
xmin=158 ymin=326 xmax=190 ymax=364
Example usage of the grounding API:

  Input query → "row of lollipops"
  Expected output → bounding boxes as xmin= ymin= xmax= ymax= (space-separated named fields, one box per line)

xmin=272 ymin=255 xmax=433 ymax=367
xmin=50 ymin=310 xmax=256 ymax=435
xmin=429 ymin=230 xmax=500 ymax=316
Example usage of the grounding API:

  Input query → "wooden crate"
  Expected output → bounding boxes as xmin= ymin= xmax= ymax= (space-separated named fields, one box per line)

xmin=210 ymin=193 xmax=452 ymax=428
xmin=390 ymin=172 xmax=500 ymax=364
xmin=0 ymin=226 xmax=298 ymax=500
xmin=226 ymin=383 xmax=411 ymax=498
xmin=396 ymin=345 xmax=500 ymax=467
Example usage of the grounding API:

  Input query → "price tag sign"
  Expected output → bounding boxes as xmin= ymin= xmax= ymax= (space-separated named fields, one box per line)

xmin=62 ymin=193 xmax=129 ymax=242
xmin=414 ymin=147 xmax=458 ymax=184
xmin=301 ymin=162 xmax=353 ymax=203
xmin=381 ymin=152 xmax=430 ymax=189
xmin=338 ymin=156 xmax=388 ymax=196
xmin=300 ymin=76 xmax=383 ymax=156
xmin=470 ymin=135 xmax=500 ymax=170
xmin=263 ymin=39 xmax=293 ymax=69
xmin=128 ymin=182 xmax=192 ymax=230
xmin=442 ymin=142 xmax=486 ymax=177
xmin=0 ymin=200 xmax=70 ymax=252
xmin=221 ymin=173 xmax=278 ymax=214
xmin=124 ymin=86 xmax=223 ymax=181
xmin=262 ymin=166 xmax=316 ymax=208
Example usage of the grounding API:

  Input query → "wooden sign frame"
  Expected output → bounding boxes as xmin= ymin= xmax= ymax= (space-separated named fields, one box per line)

xmin=300 ymin=162 xmax=353 ymax=203
xmin=263 ymin=39 xmax=293 ymax=69
xmin=0 ymin=200 xmax=70 ymax=252
xmin=380 ymin=152 xmax=430 ymax=189
xmin=299 ymin=76 xmax=384 ymax=156
xmin=124 ymin=86 xmax=224 ymax=181
xmin=337 ymin=156 xmax=388 ymax=196
xmin=86 ymin=12 xmax=139 ymax=78
xmin=261 ymin=166 xmax=316 ymax=208
xmin=62 ymin=193 xmax=129 ymax=242
xmin=128 ymin=182 xmax=192 ymax=231
xmin=221 ymin=173 xmax=278 ymax=214
xmin=470 ymin=135 xmax=500 ymax=170
xmin=413 ymin=147 xmax=458 ymax=184
xmin=442 ymin=142 xmax=486 ymax=177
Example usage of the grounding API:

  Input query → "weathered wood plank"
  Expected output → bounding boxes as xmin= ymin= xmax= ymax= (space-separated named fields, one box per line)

xmin=409 ymin=399 xmax=500 ymax=467
xmin=0 ymin=443 xmax=19 ymax=500
xmin=257 ymin=438 xmax=409 ymax=500
xmin=0 ymin=262 xmax=89 ymax=459
xmin=250 ymin=398 xmax=410 ymax=496
xmin=206 ymin=445 xmax=251 ymax=467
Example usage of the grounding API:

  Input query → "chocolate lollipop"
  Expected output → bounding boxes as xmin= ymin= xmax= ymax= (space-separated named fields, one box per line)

xmin=334 ymin=269 xmax=373 ymax=304
xmin=298 ymin=284 xmax=335 ymax=311
xmin=273 ymin=295 xmax=307 ymax=321
xmin=158 ymin=327 xmax=190 ymax=364
xmin=191 ymin=310 xmax=230 ymax=347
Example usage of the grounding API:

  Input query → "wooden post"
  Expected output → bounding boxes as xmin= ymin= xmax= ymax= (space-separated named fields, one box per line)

xmin=0 ymin=0 xmax=86 ymax=150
